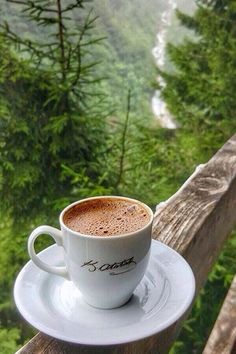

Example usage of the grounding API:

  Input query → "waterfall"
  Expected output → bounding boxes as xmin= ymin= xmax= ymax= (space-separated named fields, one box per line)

xmin=151 ymin=0 xmax=178 ymax=129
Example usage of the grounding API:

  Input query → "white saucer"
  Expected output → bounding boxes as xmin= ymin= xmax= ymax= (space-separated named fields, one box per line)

xmin=14 ymin=240 xmax=195 ymax=345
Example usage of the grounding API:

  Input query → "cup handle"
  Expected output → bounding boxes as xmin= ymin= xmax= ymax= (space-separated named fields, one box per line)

xmin=28 ymin=225 xmax=69 ymax=279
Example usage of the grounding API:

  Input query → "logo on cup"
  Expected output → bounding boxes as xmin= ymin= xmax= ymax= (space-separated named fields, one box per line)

xmin=81 ymin=256 xmax=137 ymax=276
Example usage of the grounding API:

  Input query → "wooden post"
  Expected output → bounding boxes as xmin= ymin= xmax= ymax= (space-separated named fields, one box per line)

xmin=202 ymin=275 xmax=236 ymax=354
xmin=16 ymin=134 xmax=236 ymax=354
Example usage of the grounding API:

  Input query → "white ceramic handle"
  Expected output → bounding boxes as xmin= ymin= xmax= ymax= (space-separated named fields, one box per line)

xmin=28 ymin=225 xmax=69 ymax=279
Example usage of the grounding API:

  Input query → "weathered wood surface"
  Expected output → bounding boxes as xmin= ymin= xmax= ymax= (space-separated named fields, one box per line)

xmin=16 ymin=134 xmax=236 ymax=354
xmin=202 ymin=275 xmax=236 ymax=354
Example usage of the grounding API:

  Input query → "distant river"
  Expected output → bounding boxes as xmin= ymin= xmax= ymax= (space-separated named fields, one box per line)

xmin=151 ymin=0 xmax=177 ymax=129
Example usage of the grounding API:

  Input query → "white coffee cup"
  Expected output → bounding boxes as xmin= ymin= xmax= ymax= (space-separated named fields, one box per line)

xmin=28 ymin=196 xmax=154 ymax=309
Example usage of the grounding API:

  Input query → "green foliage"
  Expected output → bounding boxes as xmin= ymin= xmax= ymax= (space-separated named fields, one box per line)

xmin=0 ymin=0 xmax=108 ymax=222
xmin=161 ymin=0 xmax=236 ymax=136
xmin=0 ymin=327 xmax=21 ymax=354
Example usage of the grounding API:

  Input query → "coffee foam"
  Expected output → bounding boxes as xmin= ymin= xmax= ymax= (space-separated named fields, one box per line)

xmin=63 ymin=198 xmax=151 ymax=236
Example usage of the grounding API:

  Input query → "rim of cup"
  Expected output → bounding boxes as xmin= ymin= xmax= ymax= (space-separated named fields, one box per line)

xmin=59 ymin=195 xmax=154 ymax=239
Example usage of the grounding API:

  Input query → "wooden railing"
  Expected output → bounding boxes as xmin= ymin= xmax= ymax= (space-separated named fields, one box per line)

xmin=17 ymin=134 xmax=236 ymax=354
xmin=203 ymin=275 xmax=236 ymax=354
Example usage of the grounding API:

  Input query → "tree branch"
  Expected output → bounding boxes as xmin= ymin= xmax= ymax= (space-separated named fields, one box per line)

xmin=70 ymin=9 xmax=98 ymax=89
xmin=61 ymin=0 xmax=85 ymax=13
xmin=116 ymin=90 xmax=131 ymax=189
xmin=56 ymin=0 xmax=66 ymax=80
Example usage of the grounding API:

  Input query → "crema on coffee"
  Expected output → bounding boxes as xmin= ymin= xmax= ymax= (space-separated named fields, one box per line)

xmin=63 ymin=198 xmax=151 ymax=236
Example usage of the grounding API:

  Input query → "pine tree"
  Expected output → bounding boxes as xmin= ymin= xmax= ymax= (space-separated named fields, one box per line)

xmin=0 ymin=3 xmax=112 ymax=349
xmin=160 ymin=0 xmax=236 ymax=138
xmin=0 ymin=0 xmax=108 ymax=222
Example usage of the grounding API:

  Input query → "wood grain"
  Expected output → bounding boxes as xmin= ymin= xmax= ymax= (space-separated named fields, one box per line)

xmin=16 ymin=134 xmax=236 ymax=354
xmin=202 ymin=275 xmax=236 ymax=354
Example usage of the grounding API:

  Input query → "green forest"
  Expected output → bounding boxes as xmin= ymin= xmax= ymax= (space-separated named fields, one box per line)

xmin=0 ymin=0 xmax=236 ymax=353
